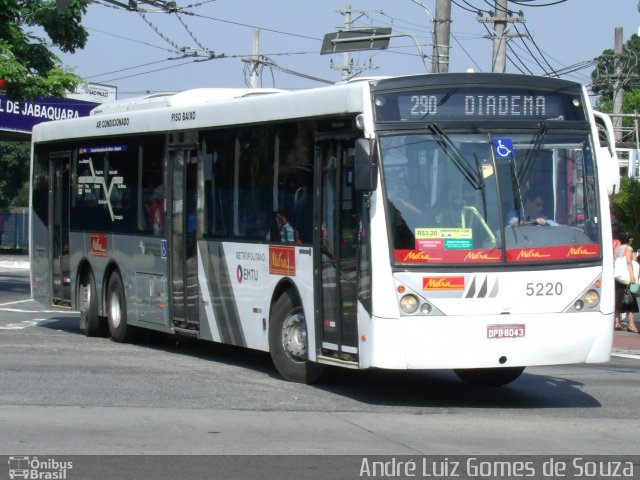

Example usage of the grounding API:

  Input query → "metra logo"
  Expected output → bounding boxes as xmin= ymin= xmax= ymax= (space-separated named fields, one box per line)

xmin=567 ymin=246 xmax=597 ymax=257
xmin=516 ymin=249 xmax=550 ymax=260
xmin=464 ymin=251 xmax=501 ymax=262
xmin=423 ymin=276 xmax=465 ymax=290
xmin=90 ymin=234 xmax=107 ymax=257
xmin=403 ymin=251 xmax=431 ymax=262
xmin=269 ymin=246 xmax=296 ymax=276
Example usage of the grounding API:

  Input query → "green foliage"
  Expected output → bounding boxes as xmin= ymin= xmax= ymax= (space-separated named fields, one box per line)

xmin=596 ymin=89 xmax=640 ymax=116
xmin=612 ymin=177 xmax=640 ymax=247
xmin=0 ymin=141 xmax=30 ymax=208
xmin=592 ymin=34 xmax=640 ymax=102
xmin=0 ymin=0 xmax=90 ymax=100
xmin=592 ymin=34 xmax=640 ymax=142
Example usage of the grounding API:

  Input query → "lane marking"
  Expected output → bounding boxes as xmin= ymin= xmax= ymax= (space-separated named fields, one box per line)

xmin=0 ymin=307 xmax=67 ymax=313
xmin=0 ymin=319 xmax=50 ymax=330
xmin=0 ymin=300 xmax=75 ymax=314
xmin=0 ymin=299 xmax=33 ymax=307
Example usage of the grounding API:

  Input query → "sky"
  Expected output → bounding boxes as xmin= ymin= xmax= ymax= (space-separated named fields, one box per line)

xmin=55 ymin=0 xmax=640 ymax=100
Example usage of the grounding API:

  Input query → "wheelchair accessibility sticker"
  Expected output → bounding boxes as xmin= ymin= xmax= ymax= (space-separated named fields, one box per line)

xmin=493 ymin=138 xmax=513 ymax=159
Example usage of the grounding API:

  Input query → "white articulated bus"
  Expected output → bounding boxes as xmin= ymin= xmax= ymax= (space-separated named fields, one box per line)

xmin=30 ymin=73 xmax=615 ymax=386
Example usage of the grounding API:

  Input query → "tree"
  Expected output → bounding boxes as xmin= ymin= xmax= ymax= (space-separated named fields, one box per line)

xmin=0 ymin=141 xmax=30 ymax=208
xmin=591 ymin=34 xmax=640 ymax=103
xmin=612 ymin=177 xmax=640 ymax=249
xmin=591 ymin=34 xmax=640 ymax=144
xmin=0 ymin=0 xmax=90 ymax=100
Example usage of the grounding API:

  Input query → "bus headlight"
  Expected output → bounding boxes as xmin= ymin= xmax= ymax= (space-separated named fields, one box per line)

xmin=583 ymin=289 xmax=600 ymax=308
xmin=399 ymin=294 xmax=419 ymax=314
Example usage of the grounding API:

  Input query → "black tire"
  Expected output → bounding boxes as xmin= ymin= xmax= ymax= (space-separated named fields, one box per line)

xmin=106 ymin=271 xmax=139 ymax=343
xmin=454 ymin=366 xmax=525 ymax=387
xmin=269 ymin=290 xmax=325 ymax=384
xmin=78 ymin=271 xmax=105 ymax=337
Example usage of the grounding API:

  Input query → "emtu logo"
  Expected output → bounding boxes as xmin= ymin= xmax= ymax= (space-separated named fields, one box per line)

xmin=236 ymin=265 xmax=259 ymax=283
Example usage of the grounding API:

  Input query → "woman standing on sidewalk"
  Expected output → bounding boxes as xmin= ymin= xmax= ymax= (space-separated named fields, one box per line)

xmin=614 ymin=232 xmax=639 ymax=333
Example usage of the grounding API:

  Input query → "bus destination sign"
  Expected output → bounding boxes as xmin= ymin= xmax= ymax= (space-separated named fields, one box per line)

xmin=374 ymin=88 xmax=585 ymax=122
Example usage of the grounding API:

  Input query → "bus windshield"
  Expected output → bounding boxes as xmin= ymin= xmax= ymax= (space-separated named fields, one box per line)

xmin=381 ymin=128 xmax=600 ymax=265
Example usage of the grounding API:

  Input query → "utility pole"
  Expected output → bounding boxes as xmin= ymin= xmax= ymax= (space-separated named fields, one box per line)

xmin=613 ymin=27 xmax=624 ymax=142
xmin=56 ymin=0 xmax=69 ymax=12
xmin=333 ymin=4 xmax=382 ymax=80
xmin=240 ymin=29 xmax=261 ymax=88
xmin=492 ymin=0 xmax=508 ymax=73
xmin=341 ymin=4 xmax=352 ymax=81
xmin=432 ymin=0 xmax=452 ymax=73
xmin=477 ymin=0 xmax=525 ymax=73
xmin=250 ymin=29 xmax=260 ymax=88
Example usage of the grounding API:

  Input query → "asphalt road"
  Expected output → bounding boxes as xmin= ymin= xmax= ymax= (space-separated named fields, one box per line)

xmin=0 ymin=267 xmax=638 ymax=478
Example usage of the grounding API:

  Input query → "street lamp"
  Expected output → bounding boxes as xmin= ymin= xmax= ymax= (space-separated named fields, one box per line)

xmin=408 ymin=0 xmax=435 ymax=73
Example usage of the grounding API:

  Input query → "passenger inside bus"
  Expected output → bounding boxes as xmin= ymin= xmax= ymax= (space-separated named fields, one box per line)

xmin=266 ymin=210 xmax=301 ymax=244
xmin=276 ymin=210 xmax=300 ymax=243
xmin=147 ymin=185 xmax=164 ymax=235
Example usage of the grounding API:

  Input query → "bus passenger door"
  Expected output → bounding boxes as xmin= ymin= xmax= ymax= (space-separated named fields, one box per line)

xmin=49 ymin=152 xmax=71 ymax=307
xmin=315 ymin=139 xmax=360 ymax=361
xmin=169 ymin=143 xmax=200 ymax=333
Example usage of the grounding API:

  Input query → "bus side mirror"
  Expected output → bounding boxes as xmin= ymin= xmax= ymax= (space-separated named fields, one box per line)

xmin=354 ymin=138 xmax=378 ymax=191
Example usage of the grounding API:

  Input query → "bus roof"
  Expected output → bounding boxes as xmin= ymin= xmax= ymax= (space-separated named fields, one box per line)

xmin=89 ymin=88 xmax=285 ymax=116
xmin=31 ymin=72 xmax=587 ymax=144
xmin=31 ymin=81 xmax=371 ymax=143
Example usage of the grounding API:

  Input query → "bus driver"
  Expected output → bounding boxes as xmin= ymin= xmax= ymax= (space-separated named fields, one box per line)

xmin=507 ymin=189 xmax=558 ymax=226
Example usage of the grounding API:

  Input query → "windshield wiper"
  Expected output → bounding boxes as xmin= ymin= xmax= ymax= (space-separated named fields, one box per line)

xmin=517 ymin=123 xmax=547 ymax=183
xmin=420 ymin=89 xmax=456 ymax=121
xmin=428 ymin=124 xmax=482 ymax=190
xmin=506 ymin=144 xmax=524 ymax=225
xmin=473 ymin=152 xmax=488 ymax=219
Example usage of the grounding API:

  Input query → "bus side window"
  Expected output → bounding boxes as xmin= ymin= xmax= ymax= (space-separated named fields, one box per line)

xmin=275 ymin=122 xmax=313 ymax=244
xmin=203 ymin=132 xmax=235 ymax=239
xmin=139 ymin=137 xmax=165 ymax=234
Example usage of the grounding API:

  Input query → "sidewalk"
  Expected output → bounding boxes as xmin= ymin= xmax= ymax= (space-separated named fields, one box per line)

xmin=0 ymin=252 xmax=639 ymax=354
xmin=613 ymin=329 xmax=640 ymax=355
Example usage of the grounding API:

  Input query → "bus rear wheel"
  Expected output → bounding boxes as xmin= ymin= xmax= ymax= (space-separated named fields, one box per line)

xmin=454 ymin=366 xmax=525 ymax=387
xmin=106 ymin=271 xmax=139 ymax=343
xmin=78 ymin=271 xmax=104 ymax=337
xmin=269 ymin=290 xmax=325 ymax=384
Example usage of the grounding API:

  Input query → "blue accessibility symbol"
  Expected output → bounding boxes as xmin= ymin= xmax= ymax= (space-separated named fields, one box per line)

xmin=161 ymin=239 xmax=167 ymax=259
xmin=493 ymin=138 xmax=514 ymax=158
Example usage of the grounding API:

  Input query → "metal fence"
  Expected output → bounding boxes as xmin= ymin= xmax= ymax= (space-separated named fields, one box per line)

xmin=0 ymin=207 xmax=28 ymax=250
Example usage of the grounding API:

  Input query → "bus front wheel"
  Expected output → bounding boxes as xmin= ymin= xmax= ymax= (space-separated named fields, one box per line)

xmin=269 ymin=290 xmax=325 ymax=384
xmin=454 ymin=366 xmax=525 ymax=387
xmin=78 ymin=271 xmax=104 ymax=337
xmin=106 ymin=271 xmax=138 ymax=343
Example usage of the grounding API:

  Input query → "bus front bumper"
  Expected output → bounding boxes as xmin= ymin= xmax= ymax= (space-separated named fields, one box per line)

xmin=358 ymin=311 xmax=613 ymax=370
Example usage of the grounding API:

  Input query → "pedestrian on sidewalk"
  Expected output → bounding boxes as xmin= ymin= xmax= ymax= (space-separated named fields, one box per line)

xmin=614 ymin=232 xmax=639 ymax=333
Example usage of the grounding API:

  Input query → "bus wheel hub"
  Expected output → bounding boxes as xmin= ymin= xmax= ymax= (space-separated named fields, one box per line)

xmin=282 ymin=312 xmax=307 ymax=360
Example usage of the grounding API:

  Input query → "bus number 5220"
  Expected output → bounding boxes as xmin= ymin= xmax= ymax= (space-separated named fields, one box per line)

xmin=526 ymin=282 xmax=563 ymax=296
